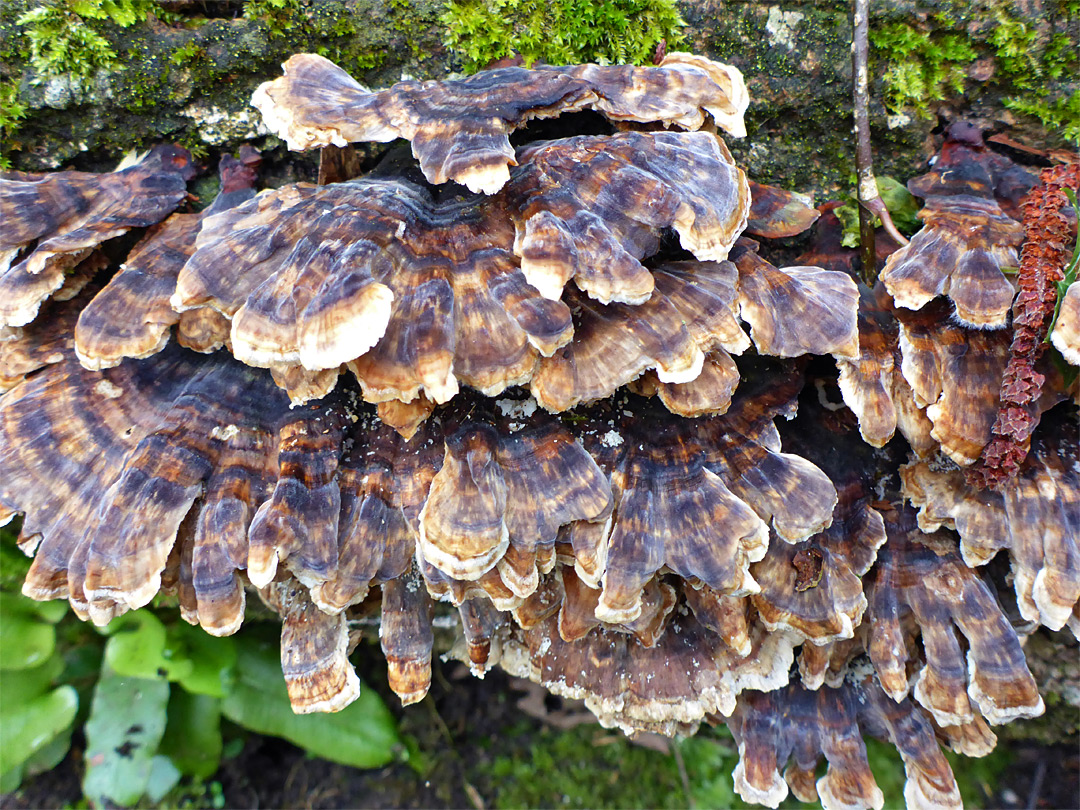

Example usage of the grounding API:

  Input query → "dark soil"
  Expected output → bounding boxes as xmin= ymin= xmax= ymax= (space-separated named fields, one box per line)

xmin=4 ymin=646 xmax=1078 ymax=810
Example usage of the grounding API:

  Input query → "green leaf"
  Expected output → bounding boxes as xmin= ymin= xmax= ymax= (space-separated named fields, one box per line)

xmin=222 ymin=633 xmax=399 ymax=769
xmin=875 ymin=176 xmax=921 ymax=234
xmin=0 ymin=652 xmax=64 ymax=705
xmin=0 ymin=684 xmax=78 ymax=778
xmin=159 ymin=690 xmax=223 ymax=778
xmin=103 ymin=610 xmax=193 ymax=683
xmin=167 ymin=622 xmax=237 ymax=698
xmin=145 ymin=755 xmax=182 ymax=803
xmin=82 ymin=669 xmax=170 ymax=807
xmin=0 ymin=592 xmax=57 ymax=670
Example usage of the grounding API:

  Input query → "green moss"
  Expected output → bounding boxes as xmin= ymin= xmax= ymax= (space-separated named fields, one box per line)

xmin=15 ymin=0 xmax=156 ymax=81
xmin=871 ymin=1 xmax=1079 ymax=143
xmin=0 ymin=80 xmax=27 ymax=169
xmin=243 ymin=0 xmax=301 ymax=39
xmin=870 ymin=21 xmax=977 ymax=118
xmin=440 ymin=0 xmax=685 ymax=72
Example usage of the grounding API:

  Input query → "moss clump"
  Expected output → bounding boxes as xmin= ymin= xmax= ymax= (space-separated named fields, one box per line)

xmin=15 ymin=0 xmax=156 ymax=81
xmin=870 ymin=21 xmax=977 ymax=117
xmin=870 ymin=1 xmax=1079 ymax=143
xmin=440 ymin=0 xmax=685 ymax=72
xmin=0 ymin=80 xmax=27 ymax=169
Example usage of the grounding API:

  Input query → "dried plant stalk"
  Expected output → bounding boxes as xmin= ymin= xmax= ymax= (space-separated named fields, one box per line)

xmin=971 ymin=162 xmax=1080 ymax=489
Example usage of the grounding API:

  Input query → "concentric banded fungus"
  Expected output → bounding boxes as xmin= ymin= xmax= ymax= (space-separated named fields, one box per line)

xmin=74 ymin=153 xmax=259 ymax=370
xmin=903 ymin=406 xmax=1080 ymax=635
xmin=731 ymin=241 xmax=860 ymax=361
xmin=3 ymin=46 xmax=1074 ymax=803
xmin=417 ymin=399 xmax=612 ymax=593
xmin=172 ymin=177 xmax=572 ymax=405
xmin=728 ymin=677 xmax=962 ymax=810
xmin=253 ymin=52 xmax=748 ymax=194
xmin=751 ymin=392 xmax=887 ymax=643
xmin=1 ymin=266 xmax=105 ymax=391
xmin=556 ymin=369 xmax=836 ymax=625
xmin=530 ymin=260 xmax=749 ymax=413
xmin=505 ymin=131 xmax=750 ymax=303
xmin=867 ymin=509 xmax=1044 ymax=726
xmin=260 ymin=577 xmax=360 ymax=713
xmin=896 ymin=301 xmax=1012 ymax=465
xmin=0 ymin=344 xmax=296 ymax=632
xmin=380 ymin=568 xmax=435 ymax=705
xmin=0 ymin=145 xmax=195 ymax=328
xmin=835 ymin=283 xmax=903 ymax=448
xmin=494 ymin=610 xmax=796 ymax=736
xmin=879 ymin=123 xmax=1033 ymax=329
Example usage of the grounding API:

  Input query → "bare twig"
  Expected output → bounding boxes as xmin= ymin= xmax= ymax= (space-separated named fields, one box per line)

xmin=851 ymin=0 xmax=908 ymax=284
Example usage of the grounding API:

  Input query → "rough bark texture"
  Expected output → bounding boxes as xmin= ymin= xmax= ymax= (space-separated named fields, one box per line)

xmin=1 ymin=1 xmax=1076 ymax=197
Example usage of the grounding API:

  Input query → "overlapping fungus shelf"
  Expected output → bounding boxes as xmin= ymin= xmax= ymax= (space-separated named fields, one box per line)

xmin=2 ymin=50 xmax=1077 ymax=810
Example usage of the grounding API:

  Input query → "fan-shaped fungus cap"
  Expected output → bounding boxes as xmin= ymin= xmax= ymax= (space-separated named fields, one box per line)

xmin=0 ymin=145 xmax=195 ymax=328
xmin=835 ymin=283 xmax=902 ymax=448
xmin=172 ymin=177 xmax=573 ymax=405
xmin=252 ymin=52 xmax=748 ymax=194
xmin=530 ymin=260 xmax=748 ymax=414
xmin=728 ymin=677 xmax=963 ymax=810
xmin=1 ymin=261 xmax=106 ymax=391
xmin=749 ymin=383 xmax=888 ymax=643
xmin=1 ymin=345 xmax=298 ymax=633
xmin=866 ymin=508 xmax=1044 ymax=726
xmin=744 ymin=181 xmax=820 ymax=239
xmin=731 ymin=241 xmax=860 ymax=361
xmin=880 ymin=124 xmax=1034 ymax=329
xmin=74 ymin=153 xmax=259 ymax=370
xmin=494 ymin=610 xmax=796 ymax=736
xmin=505 ymin=131 xmax=749 ymax=303
xmin=418 ymin=400 xmax=611 ymax=591
xmin=902 ymin=406 xmax=1080 ymax=635
xmin=692 ymin=362 xmax=839 ymax=544
xmin=896 ymin=301 xmax=1013 ymax=465
xmin=260 ymin=577 xmax=360 ymax=713
xmin=879 ymin=195 xmax=1022 ymax=328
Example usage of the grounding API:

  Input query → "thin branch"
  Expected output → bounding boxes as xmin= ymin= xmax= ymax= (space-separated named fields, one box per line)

xmin=851 ymin=0 xmax=908 ymax=284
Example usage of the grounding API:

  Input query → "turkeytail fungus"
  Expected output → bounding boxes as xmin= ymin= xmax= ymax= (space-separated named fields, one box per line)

xmin=0 ymin=146 xmax=196 ymax=329
xmin=1 ymin=48 xmax=1077 ymax=810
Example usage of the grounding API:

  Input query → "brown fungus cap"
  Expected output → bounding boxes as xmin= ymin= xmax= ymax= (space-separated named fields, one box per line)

xmin=879 ymin=195 xmax=1022 ymax=328
xmin=728 ymin=676 xmax=962 ymax=810
xmin=834 ymin=283 xmax=902 ymax=448
xmin=0 ymin=345 xmax=299 ymax=633
xmin=902 ymin=406 xmax=1080 ymax=636
xmin=896 ymin=300 xmax=1013 ymax=465
xmin=731 ymin=241 xmax=860 ymax=361
xmin=866 ymin=508 xmax=1044 ymax=727
xmin=530 ymin=260 xmax=748 ymax=413
xmin=1 ymin=265 xmax=105 ymax=391
xmin=173 ymin=178 xmax=573 ymax=406
xmin=750 ymin=383 xmax=889 ymax=644
xmin=259 ymin=577 xmax=360 ymax=714
xmin=0 ymin=145 xmax=195 ymax=328
xmin=744 ymin=181 xmax=820 ymax=239
xmin=252 ymin=53 xmax=747 ymax=195
xmin=492 ymin=610 xmax=796 ymax=736
xmin=505 ymin=131 xmax=749 ymax=303
xmin=418 ymin=399 xmax=612 ymax=590
xmin=74 ymin=153 xmax=259 ymax=371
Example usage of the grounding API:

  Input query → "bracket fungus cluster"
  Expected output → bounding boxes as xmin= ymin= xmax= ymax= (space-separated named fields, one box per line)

xmin=1 ymin=54 xmax=1077 ymax=810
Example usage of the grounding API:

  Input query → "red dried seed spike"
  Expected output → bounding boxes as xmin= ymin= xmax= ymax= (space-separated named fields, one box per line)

xmin=970 ymin=163 xmax=1080 ymax=490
